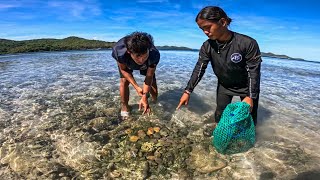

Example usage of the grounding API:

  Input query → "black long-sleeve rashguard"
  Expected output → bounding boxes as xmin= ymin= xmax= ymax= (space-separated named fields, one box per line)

xmin=185 ymin=32 xmax=262 ymax=99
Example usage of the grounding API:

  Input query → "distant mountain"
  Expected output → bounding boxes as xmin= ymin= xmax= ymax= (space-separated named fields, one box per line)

xmin=0 ymin=36 xmax=304 ymax=61
xmin=261 ymin=52 xmax=304 ymax=61
xmin=0 ymin=36 xmax=114 ymax=54
xmin=156 ymin=45 xmax=195 ymax=51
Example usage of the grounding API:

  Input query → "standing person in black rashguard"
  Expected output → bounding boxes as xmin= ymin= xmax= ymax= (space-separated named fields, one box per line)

xmin=176 ymin=6 xmax=262 ymax=135
xmin=112 ymin=32 xmax=160 ymax=118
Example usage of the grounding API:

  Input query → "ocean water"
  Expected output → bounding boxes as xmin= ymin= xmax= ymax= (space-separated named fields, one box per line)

xmin=0 ymin=50 xmax=319 ymax=179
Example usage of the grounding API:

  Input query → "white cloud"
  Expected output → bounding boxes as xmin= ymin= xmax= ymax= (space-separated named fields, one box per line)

xmin=0 ymin=2 xmax=21 ymax=9
xmin=0 ymin=4 xmax=17 ymax=9
xmin=47 ymin=0 xmax=102 ymax=19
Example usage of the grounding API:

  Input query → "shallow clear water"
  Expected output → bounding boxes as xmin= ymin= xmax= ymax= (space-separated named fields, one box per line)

xmin=0 ymin=50 xmax=320 ymax=179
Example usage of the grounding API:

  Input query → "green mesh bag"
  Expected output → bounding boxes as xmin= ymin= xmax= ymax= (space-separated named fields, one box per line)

xmin=212 ymin=102 xmax=255 ymax=154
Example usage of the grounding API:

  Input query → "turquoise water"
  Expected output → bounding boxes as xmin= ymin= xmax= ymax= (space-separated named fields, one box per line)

xmin=0 ymin=50 xmax=320 ymax=179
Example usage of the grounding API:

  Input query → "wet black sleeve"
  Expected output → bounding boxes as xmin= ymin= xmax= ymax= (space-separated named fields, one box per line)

xmin=149 ymin=49 xmax=160 ymax=67
xmin=185 ymin=43 xmax=211 ymax=93
xmin=245 ymin=40 xmax=262 ymax=99
xmin=111 ymin=39 xmax=127 ymax=64
xmin=111 ymin=47 xmax=118 ymax=61
xmin=111 ymin=45 xmax=131 ymax=73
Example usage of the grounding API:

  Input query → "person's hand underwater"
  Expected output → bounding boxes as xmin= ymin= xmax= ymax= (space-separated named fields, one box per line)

xmin=139 ymin=95 xmax=151 ymax=115
xmin=135 ymin=86 xmax=143 ymax=96
xmin=176 ymin=92 xmax=190 ymax=110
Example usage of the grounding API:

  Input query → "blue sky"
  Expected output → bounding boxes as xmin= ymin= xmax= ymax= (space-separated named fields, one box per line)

xmin=1 ymin=0 xmax=320 ymax=61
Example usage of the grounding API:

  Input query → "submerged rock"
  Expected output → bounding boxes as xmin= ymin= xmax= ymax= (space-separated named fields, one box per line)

xmin=54 ymin=133 xmax=102 ymax=179
xmin=88 ymin=117 xmax=112 ymax=132
xmin=187 ymin=145 xmax=227 ymax=173
xmin=0 ymin=133 xmax=76 ymax=179
xmin=0 ymin=92 xmax=232 ymax=179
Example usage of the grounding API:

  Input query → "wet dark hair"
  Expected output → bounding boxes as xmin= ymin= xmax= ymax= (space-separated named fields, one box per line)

xmin=195 ymin=6 xmax=232 ymax=25
xmin=124 ymin=31 xmax=154 ymax=55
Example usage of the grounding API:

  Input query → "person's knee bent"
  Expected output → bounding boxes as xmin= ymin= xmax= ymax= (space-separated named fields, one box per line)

xmin=120 ymin=78 xmax=129 ymax=88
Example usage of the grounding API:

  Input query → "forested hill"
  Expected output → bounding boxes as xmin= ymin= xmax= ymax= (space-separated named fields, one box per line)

xmin=260 ymin=52 xmax=304 ymax=61
xmin=0 ymin=36 xmax=196 ymax=55
xmin=0 ymin=36 xmax=115 ymax=54
xmin=155 ymin=45 xmax=194 ymax=51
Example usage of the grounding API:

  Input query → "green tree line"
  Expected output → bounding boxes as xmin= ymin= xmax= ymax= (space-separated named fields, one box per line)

xmin=0 ymin=36 xmax=115 ymax=55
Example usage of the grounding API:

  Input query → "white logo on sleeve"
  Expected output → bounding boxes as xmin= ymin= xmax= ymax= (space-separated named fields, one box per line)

xmin=230 ymin=53 xmax=242 ymax=63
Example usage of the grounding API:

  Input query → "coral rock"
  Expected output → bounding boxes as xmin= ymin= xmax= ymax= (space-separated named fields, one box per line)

xmin=129 ymin=136 xmax=139 ymax=142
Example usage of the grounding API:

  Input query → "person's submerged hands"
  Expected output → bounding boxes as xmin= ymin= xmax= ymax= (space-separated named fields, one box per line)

xmin=135 ymin=86 xmax=143 ymax=96
xmin=139 ymin=95 xmax=151 ymax=115
xmin=242 ymin=96 xmax=253 ymax=112
xmin=176 ymin=91 xmax=190 ymax=110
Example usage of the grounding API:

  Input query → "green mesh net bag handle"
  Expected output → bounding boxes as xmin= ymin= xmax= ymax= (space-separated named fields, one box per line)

xmin=212 ymin=102 xmax=255 ymax=154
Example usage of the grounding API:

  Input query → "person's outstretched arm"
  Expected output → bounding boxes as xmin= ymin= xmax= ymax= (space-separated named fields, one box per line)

xmin=139 ymin=65 xmax=156 ymax=114
xmin=177 ymin=43 xmax=211 ymax=109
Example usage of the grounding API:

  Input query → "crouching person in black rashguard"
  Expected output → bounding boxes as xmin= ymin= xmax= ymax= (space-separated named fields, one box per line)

xmin=176 ymin=6 xmax=262 ymax=136
xmin=112 ymin=32 xmax=160 ymax=119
